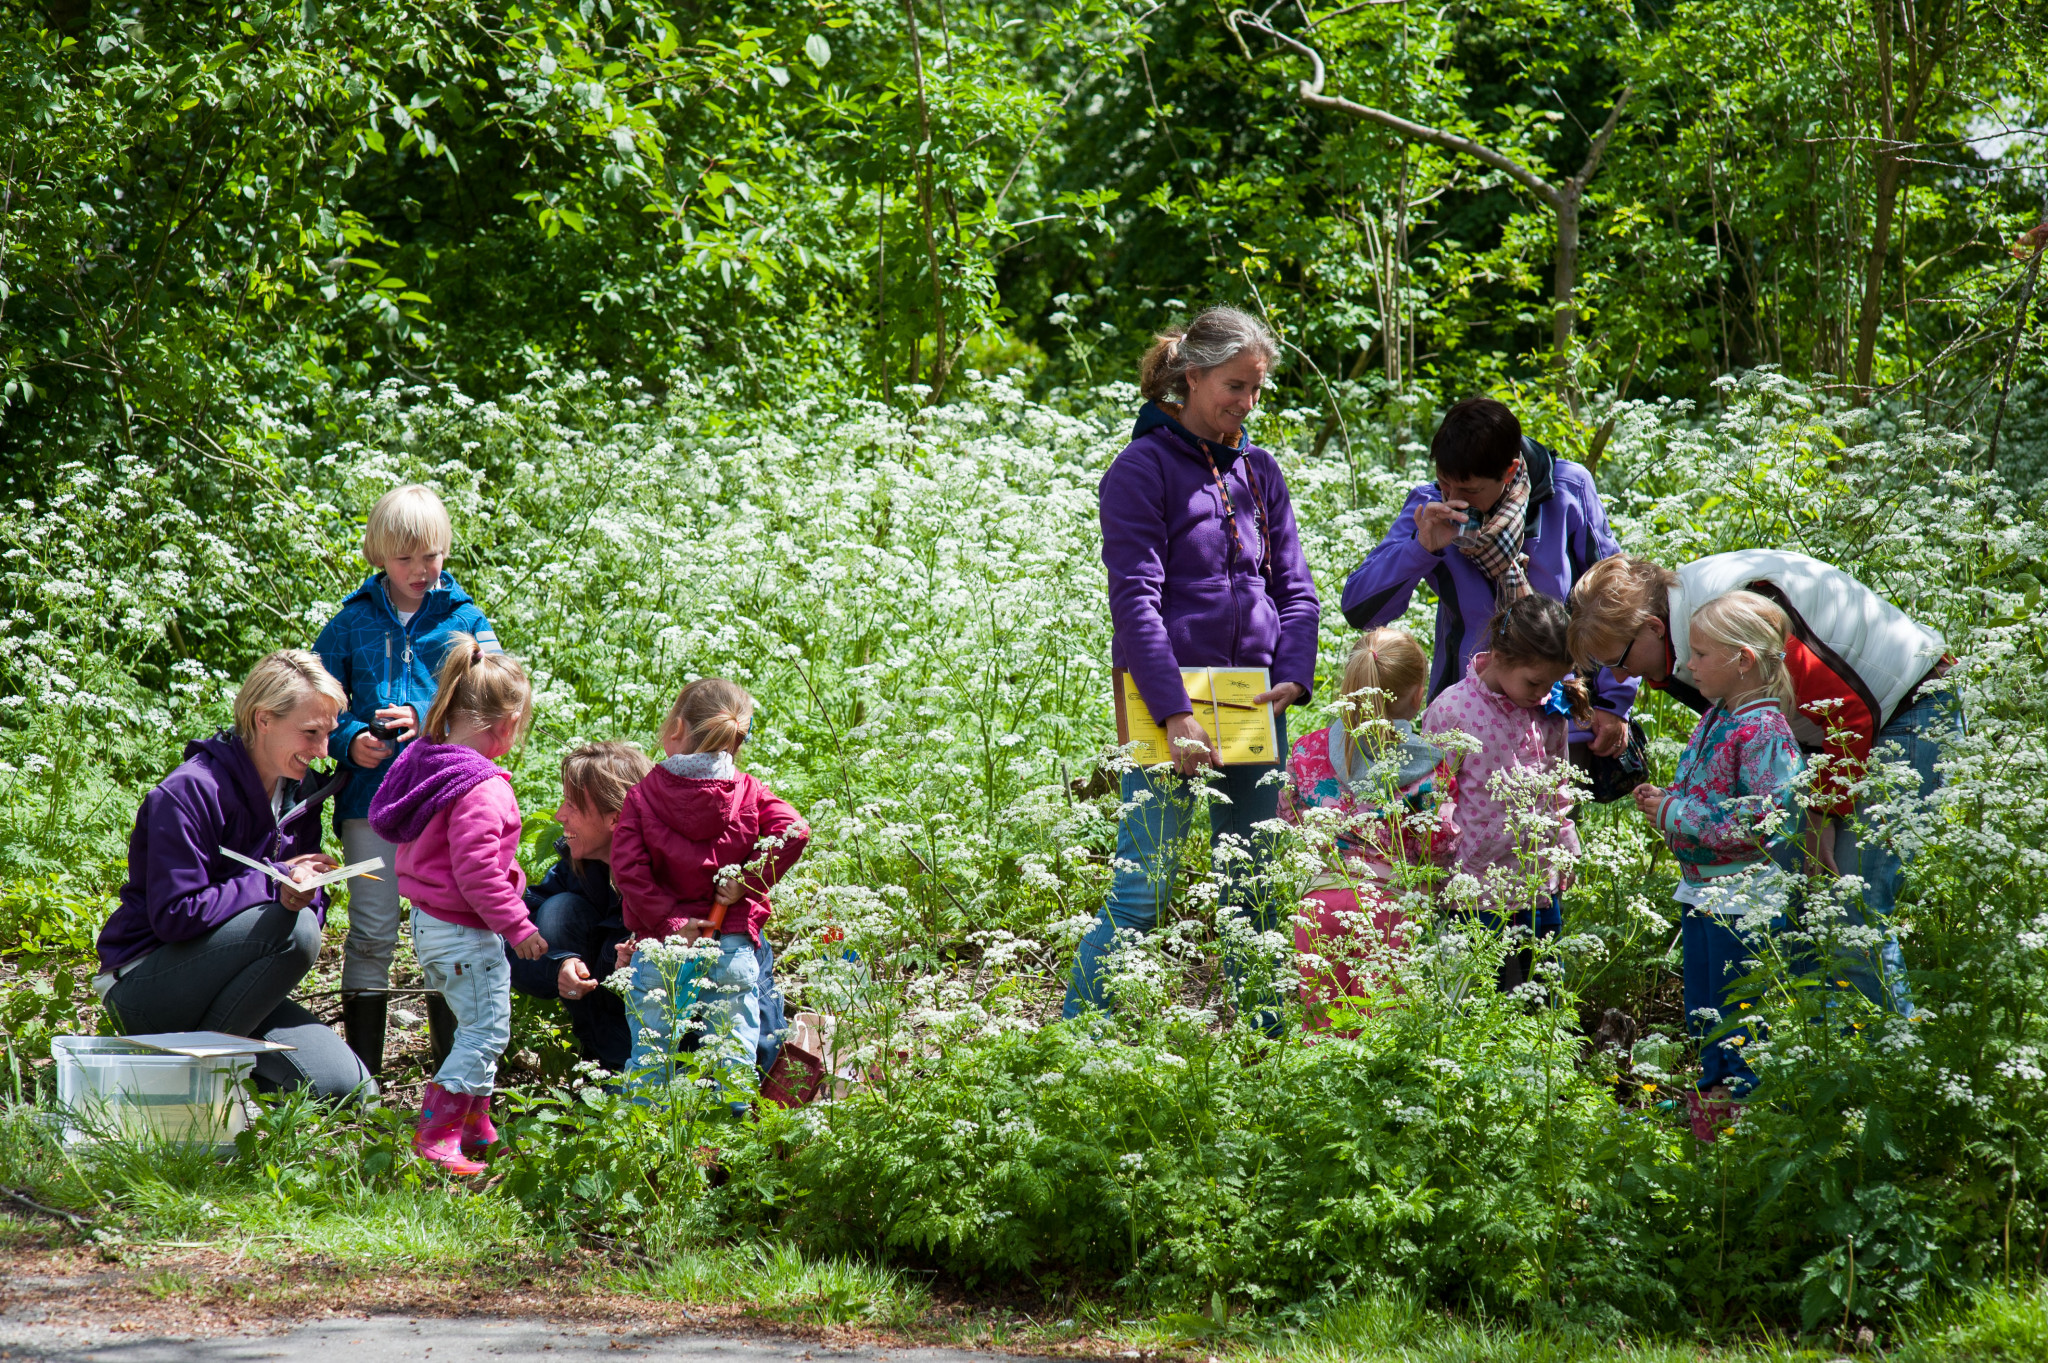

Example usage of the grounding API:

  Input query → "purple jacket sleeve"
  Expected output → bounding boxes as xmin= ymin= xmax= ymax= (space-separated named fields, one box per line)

xmin=144 ymin=785 xmax=277 ymax=946
xmin=1573 ymin=474 xmax=1640 ymax=717
xmin=1341 ymin=486 xmax=1445 ymax=629
xmin=1261 ymin=457 xmax=1322 ymax=701
xmin=1100 ymin=447 xmax=1193 ymax=724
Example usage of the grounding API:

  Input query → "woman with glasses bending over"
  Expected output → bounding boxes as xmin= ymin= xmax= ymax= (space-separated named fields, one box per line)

xmin=1068 ymin=306 xmax=1321 ymax=1023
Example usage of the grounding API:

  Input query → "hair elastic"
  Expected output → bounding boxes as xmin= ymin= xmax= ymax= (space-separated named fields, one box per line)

xmin=472 ymin=645 xmax=483 ymax=664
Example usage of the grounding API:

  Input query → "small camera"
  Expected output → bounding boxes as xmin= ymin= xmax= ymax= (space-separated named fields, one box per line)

xmin=366 ymin=716 xmax=404 ymax=742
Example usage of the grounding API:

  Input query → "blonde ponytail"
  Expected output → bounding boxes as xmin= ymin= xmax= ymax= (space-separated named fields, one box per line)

xmin=423 ymin=632 xmax=533 ymax=741
xmin=1337 ymin=628 xmax=1430 ymax=743
xmin=1690 ymin=590 xmax=1796 ymax=714
xmin=658 ymin=677 xmax=755 ymax=754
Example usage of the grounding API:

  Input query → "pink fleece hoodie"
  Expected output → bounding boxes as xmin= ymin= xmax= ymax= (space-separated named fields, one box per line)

xmin=394 ymin=774 xmax=536 ymax=944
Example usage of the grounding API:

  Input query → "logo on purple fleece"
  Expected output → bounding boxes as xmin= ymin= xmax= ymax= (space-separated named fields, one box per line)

xmin=367 ymin=739 xmax=506 ymax=844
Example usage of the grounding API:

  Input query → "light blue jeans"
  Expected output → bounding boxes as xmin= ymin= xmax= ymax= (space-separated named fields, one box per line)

xmin=625 ymin=932 xmax=762 ymax=1106
xmin=1824 ymin=689 xmax=1964 ymax=1015
xmin=410 ymin=909 xmax=513 ymax=1098
xmin=1063 ymin=725 xmax=1286 ymax=1022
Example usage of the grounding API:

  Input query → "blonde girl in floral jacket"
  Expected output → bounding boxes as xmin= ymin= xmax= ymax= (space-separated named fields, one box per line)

xmin=1630 ymin=589 xmax=1804 ymax=1123
xmin=1281 ymin=628 xmax=1457 ymax=1029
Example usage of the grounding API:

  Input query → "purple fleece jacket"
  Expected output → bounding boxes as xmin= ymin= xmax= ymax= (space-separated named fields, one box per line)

xmin=98 ymin=734 xmax=348 ymax=974
xmin=1340 ymin=440 xmax=1639 ymax=721
xmin=366 ymin=737 xmax=505 ymax=845
xmin=1102 ymin=403 xmax=1321 ymax=725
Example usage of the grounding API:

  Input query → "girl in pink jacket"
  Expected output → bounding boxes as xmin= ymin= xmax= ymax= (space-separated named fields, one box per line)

xmin=611 ymin=677 xmax=809 ymax=1104
xmin=369 ymin=635 xmax=542 ymax=1174
xmin=1421 ymin=594 xmax=1585 ymax=993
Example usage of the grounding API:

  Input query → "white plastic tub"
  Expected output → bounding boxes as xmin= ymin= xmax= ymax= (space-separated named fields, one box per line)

xmin=51 ymin=1036 xmax=254 ymax=1150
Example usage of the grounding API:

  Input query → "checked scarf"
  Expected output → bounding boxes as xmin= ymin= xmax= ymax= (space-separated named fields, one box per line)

xmin=1452 ymin=460 xmax=1533 ymax=605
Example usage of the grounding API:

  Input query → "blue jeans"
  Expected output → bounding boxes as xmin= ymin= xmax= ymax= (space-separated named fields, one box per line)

xmin=508 ymin=896 xmax=785 ymax=1076
xmin=1681 ymin=907 xmax=1763 ymax=1094
xmin=411 ymin=909 xmax=512 ymax=1098
xmin=625 ymin=932 xmax=762 ymax=1106
xmin=1825 ymin=690 xmax=1963 ymax=1015
xmin=1063 ymin=719 xmax=1287 ymax=1022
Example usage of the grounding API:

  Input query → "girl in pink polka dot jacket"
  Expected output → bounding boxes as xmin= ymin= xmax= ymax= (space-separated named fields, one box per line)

xmin=1420 ymin=594 xmax=1587 ymax=992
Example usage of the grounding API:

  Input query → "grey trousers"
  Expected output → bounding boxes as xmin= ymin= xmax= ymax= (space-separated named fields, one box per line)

xmin=103 ymin=905 xmax=376 ymax=1101
xmin=340 ymin=819 xmax=402 ymax=993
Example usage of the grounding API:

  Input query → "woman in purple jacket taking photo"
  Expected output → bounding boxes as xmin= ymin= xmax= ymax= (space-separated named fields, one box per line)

xmin=91 ymin=651 xmax=376 ymax=1100
xmin=1066 ymin=306 xmax=1321 ymax=1021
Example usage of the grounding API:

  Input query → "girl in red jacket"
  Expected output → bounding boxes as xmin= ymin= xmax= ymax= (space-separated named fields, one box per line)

xmin=611 ymin=678 xmax=809 ymax=1102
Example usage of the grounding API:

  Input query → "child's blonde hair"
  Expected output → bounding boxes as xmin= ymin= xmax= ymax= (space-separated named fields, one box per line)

xmin=234 ymin=650 xmax=347 ymax=744
xmin=1690 ymin=590 xmax=1794 ymax=713
xmin=1338 ymin=628 xmax=1430 ymax=740
xmin=422 ymin=632 xmax=531 ymax=742
xmin=362 ymin=484 xmax=453 ymax=566
xmin=658 ymin=678 xmax=754 ymax=754
xmin=560 ymin=740 xmax=653 ymax=820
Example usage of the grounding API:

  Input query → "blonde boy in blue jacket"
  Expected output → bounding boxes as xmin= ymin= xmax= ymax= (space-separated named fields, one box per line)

xmin=313 ymin=484 xmax=500 ymax=1074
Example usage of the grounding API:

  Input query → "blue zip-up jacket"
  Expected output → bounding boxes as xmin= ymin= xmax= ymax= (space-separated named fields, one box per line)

xmin=313 ymin=571 xmax=500 ymax=827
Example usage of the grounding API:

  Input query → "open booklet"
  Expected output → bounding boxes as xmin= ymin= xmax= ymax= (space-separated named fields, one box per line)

xmin=1113 ymin=667 xmax=1281 ymax=766
xmin=219 ymin=846 xmax=384 ymax=892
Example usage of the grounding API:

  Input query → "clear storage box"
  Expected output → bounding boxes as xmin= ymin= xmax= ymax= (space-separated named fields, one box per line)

xmin=51 ymin=1036 xmax=254 ymax=1150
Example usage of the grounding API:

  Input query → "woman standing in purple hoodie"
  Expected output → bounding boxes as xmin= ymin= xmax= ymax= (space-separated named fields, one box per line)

xmin=1066 ymin=306 xmax=1321 ymax=1023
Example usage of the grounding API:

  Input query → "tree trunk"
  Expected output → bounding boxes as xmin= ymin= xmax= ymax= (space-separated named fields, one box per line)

xmin=1554 ymin=189 xmax=1581 ymax=412
xmin=1851 ymin=150 xmax=1905 ymax=396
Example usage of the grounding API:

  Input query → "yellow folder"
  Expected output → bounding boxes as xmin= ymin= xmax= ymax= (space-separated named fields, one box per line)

xmin=1113 ymin=667 xmax=1281 ymax=766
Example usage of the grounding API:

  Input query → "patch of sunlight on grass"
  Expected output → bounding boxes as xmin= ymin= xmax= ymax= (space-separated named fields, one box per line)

xmin=627 ymin=1239 xmax=930 ymax=1328
xmin=1893 ymin=1283 xmax=2048 ymax=1363
xmin=237 ymin=1191 xmax=532 ymax=1265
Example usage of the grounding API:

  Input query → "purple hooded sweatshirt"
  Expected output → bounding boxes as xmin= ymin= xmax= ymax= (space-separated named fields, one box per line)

xmin=98 ymin=734 xmax=349 ymax=974
xmin=1340 ymin=439 xmax=1639 ymax=721
xmin=1102 ymin=403 xmax=1321 ymax=726
xmin=366 ymin=737 xmax=504 ymax=846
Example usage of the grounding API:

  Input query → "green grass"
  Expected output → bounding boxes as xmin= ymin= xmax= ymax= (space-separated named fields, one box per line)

xmin=624 ymin=1239 xmax=933 ymax=1328
xmin=5 ymin=1098 xmax=2044 ymax=1360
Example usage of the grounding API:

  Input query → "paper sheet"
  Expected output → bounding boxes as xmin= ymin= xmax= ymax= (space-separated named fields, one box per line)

xmin=1114 ymin=667 xmax=1281 ymax=766
xmin=218 ymin=846 xmax=384 ymax=892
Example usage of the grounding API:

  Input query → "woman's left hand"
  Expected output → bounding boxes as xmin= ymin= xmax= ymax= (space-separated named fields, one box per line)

xmin=276 ymin=853 xmax=336 ymax=912
xmin=1253 ymin=681 xmax=1306 ymax=712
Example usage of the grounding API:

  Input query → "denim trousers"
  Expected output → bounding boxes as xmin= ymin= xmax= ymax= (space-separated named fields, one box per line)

xmin=1063 ymin=717 xmax=1287 ymax=1021
xmin=1681 ymin=907 xmax=1764 ymax=1094
xmin=104 ymin=904 xmax=374 ymax=1101
xmin=1822 ymin=690 xmax=1964 ymax=1015
xmin=410 ymin=909 xmax=512 ymax=1097
xmin=625 ymin=932 xmax=763 ymax=1105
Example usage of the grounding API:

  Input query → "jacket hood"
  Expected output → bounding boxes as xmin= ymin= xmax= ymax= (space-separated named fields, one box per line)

xmin=637 ymin=765 xmax=745 ymax=843
xmin=1520 ymin=436 xmax=1556 ymax=526
xmin=367 ymin=738 xmax=504 ymax=844
xmin=1133 ymin=401 xmax=1251 ymax=473
xmin=185 ymin=732 xmax=268 ymax=817
xmin=341 ymin=569 xmax=475 ymax=618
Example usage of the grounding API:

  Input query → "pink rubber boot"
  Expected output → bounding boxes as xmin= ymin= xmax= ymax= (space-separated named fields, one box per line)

xmin=415 ymin=1083 xmax=487 ymax=1175
xmin=460 ymin=1091 xmax=498 ymax=1158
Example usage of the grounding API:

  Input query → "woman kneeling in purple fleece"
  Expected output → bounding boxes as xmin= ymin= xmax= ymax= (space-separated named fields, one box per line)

xmin=92 ymin=651 xmax=375 ymax=1100
xmin=1067 ymin=306 xmax=1321 ymax=1025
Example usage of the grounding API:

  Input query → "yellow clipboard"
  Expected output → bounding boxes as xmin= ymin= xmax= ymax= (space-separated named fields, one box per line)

xmin=1113 ymin=667 xmax=1281 ymax=766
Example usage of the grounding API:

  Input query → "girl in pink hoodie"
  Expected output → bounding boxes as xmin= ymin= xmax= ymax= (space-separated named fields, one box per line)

xmin=612 ymin=677 xmax=808 ymax=1104
xmin=369 ymin=634 xmax=544 ymax=1173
